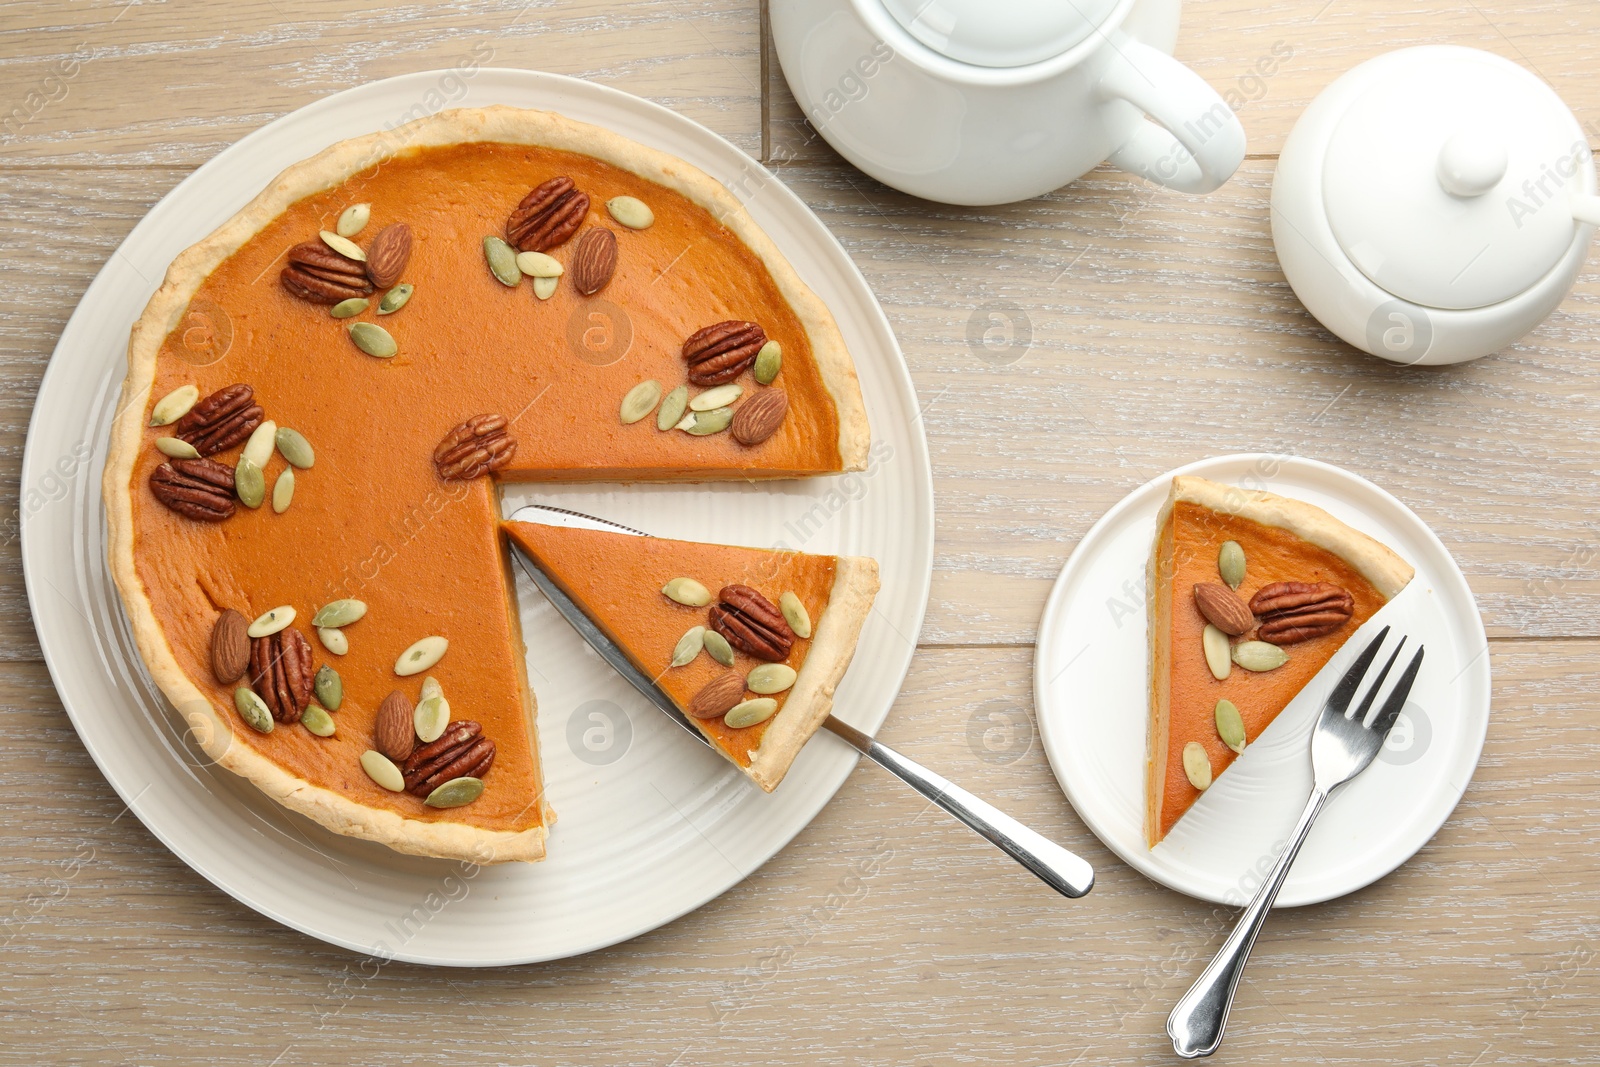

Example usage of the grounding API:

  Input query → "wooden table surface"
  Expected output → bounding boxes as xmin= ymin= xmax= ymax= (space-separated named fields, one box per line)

xmin=4 ymin=2 xmax=1598 ymax=1063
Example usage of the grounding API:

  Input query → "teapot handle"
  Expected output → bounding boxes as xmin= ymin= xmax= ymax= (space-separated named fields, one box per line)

xmin=1096 ymin=38 xmax=1246 ymax=194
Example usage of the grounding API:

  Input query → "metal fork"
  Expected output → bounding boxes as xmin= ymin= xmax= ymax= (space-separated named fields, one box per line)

xmin=1167 ymin=626 xmax=1425 ymax=1058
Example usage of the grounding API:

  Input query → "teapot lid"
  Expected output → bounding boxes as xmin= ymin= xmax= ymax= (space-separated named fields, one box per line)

xmin=1321 ymin=47 xmax=1593 ymax=310
xmin=879 ymin=0 xmax=1121 ymax=67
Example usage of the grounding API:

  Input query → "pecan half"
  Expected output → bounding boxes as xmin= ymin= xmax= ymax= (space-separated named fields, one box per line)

xmin=433 ymin=413 xmax=517 ymax=481
xmin=173 ymin=383 xmax=263 ymax=455
xmin=149 ymin=457 xmax=235 ymax=522
xmin=280 ymin=240 xmax=374 ymax=304
xmin=570 ymin=227 xmax=617 ymax=295
xmin=1250 ymin=581 xmax=1355 ymax=645
xmin=682 ymin=321 xmax=766 ymax=386
xmin=506 ymin=176 xmax=589 ymax=252
xmin=402 ymin=720 xmax=496 ymax=797
xmin=709 ymin=585 xmax=795 ymax=662
xmin=249 ymin=626 xmax=315 ymax=723
xmin=1193 ymin=582 xmax=1254 ymax=636
xmin=364 ymin=223 xmax=412 ymax=289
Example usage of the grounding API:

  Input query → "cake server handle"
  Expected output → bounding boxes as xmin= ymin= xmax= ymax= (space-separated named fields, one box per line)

xmin=820 ymin=716 xmax=1095 ymax=899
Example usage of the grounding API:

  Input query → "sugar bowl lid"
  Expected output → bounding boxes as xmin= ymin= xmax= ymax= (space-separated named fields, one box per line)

xmin=878 ymin=0 xmax=1122 ymax=68
xmin=1320 ymin=47 xmax=1597 ymax=310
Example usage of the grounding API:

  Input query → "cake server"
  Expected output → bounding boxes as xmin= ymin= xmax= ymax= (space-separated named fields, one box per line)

xmin=1167 ymin=626 xmax=1425 ymax=1057
xmin=506 ymin=503 xmax=1094 ymax=900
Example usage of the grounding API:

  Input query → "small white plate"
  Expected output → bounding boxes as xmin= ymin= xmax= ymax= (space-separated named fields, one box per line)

xmin=22 ymin=70 xmax=933 ymax=965
xmin=1034 ymin=454 xmax=1489 ymax=906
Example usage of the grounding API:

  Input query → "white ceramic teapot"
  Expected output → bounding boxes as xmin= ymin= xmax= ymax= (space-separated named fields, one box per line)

xmin=768 ymin=0 xmax=1246 ymax=205
xmin=1273 ymin=46 xmax=1600 ymax=366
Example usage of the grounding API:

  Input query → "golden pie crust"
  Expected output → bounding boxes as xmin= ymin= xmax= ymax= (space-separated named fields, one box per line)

xmin=103 ymin=107 xmax=873 ymax=864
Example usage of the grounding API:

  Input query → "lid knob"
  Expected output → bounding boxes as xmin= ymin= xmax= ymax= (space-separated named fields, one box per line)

xmin=1436 ymin=130 xmax=1508 ymax=198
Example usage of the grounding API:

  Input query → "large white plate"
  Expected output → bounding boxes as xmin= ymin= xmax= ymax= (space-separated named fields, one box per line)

xmin=21 ymin=70 xmax=932 ymax=965
xmin=1034 ymin=454 xmax=1489 ymax=906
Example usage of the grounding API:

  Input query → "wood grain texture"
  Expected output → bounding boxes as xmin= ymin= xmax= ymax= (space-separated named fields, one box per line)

xmin=3 ymin=0 xmax=1599 ymax=1062
xmin=0 ymin=643 xmax=1594 ymax=1064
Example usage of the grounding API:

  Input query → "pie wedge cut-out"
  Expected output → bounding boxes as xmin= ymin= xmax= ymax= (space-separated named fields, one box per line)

xmin=102 ymin=107 xmax=872 ymax=864
xmin=503 ymin=521 xmax=878 ymax=791
xmin=1145 ymin=475 xmax=1413 ymax=847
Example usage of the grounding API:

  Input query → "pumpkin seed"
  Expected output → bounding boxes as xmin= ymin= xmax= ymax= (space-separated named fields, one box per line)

xmin=533 ymin=275 xmax=559 ymax=300
xmin=241 ymin=420 xmax=276 ymax=469
xmin=656 ymin=385 xmax=689 ymax=431
xmin=1219 ymin=540 xmax=1246 ymax=589
xmin=336 ymin=203 xmax=370 ymax=238
xmin=320 ymin=229 xmax=367 ymax=261
xmin=247 ymin=605 xmax=295 ymax=638
xmin=515 ymin=250 xmax=563 ymax=277
xmin=378 ymin=283 xmax=413 ymax=314
xmin=149 ymin=384 xmax=199 ymax=426
xmin=314 ymin=664 xmax=342 ymax=710
xmin=414 ymin=694 xmax=450 ymax=743
xmin=348 ymin=321 xmax=397 ymax=358
xmin=746 ymin=663 xmax=797 ymax=695
xmin=301 ymin=704 xmax=336 ymax=737
xmin=234 ymin=457 xmax=266 ymax=508
xmin=662 ymin=577 xmax=711 ymax=607
xmin=703 ymin=629 xmax=735 ymax=667
xmin=312 ymin=598 xmax=367 ymax=628
xmin=1182 ymin=741 xmax=1212 ymax=791
xmin=330 ymin=297 xmax=369 ymax=319
xmin=271 ymin=468 xmax=294 ymax=513
xmin=317 ymin=627 xmax=348 ymax=656
xmin=620 ymin=380 xmax=663 ymax=424
xmin=1202 ymin=624 xmax=1231 ymax=681
xmin=724 ymin=697 xmax=778 ymax=729
xmin=754 ymin=341 xmax=782 ymax=385
xmin=483 ymin=236 xmax=521 ymax=286
xmin=233 ymin=687 xmax=274 ymax=734
xmin=424 ymin=776 xmax=484 ymax=808
xmin=1215 ymin=699 xmax=1246 ymax=755
xmin=690 ymin=384 xmax=742 ymax=411
xmin=360 ymin=750 xmax=405 ymax=792
xmin=671 ymin=625 xmax=706 ymax=667
xmin=418 ymin=675 xmax=442 ymax=703
xmin=155 ymin=437 xmax=199 ymax=460
xmin=679 ymin=407 xmax=733 ymax=435
xmin=395 ymin=635 xmax=448 ymax=676
xmin=1232 ymin=641 xmax=1289 ymax=672
xmin=779 ymin=591 xmax=811 ymax=639
xmin=274 ymin=427 xmax=314 ymax=469
xmin=606 ymin=195 xmax=654 ymax=230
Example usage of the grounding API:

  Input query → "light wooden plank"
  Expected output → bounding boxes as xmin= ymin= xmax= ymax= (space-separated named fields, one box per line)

xmin=0 ymin=0 xmax=762 ymax=163
xmin=764 ymin=0 xmax=1600 ymax=165
xmin=0 ymin=641 xmax=1593 ymax=1064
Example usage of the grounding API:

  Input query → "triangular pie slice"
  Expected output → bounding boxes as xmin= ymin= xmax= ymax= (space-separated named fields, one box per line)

xmin=504 ymin=520 xmax=879 ymax=790
xmin=1145 ymin=475 xmax=1414 ymax=846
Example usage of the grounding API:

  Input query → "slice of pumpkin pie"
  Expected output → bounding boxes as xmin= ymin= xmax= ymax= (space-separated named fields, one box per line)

xmin=1145 ymin=475 xmax=1413 ymax=846
xmin=504 ymin=520 xmax=879 ymax=791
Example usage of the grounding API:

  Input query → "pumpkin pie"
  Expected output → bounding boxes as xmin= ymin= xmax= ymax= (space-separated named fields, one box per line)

xmin=102 ymin=107 xmax=871 ymax=864
xmin=504 ymin=520 xmax=878 ymax=791
xmin=1145 ymin=475 xmax=1413 ymax=847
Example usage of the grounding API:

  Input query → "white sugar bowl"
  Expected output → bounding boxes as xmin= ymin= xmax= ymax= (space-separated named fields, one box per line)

xmin=1272 ymin=46 xmax=1600 ymax=366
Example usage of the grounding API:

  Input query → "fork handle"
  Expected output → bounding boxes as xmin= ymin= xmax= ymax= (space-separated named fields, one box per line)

xmin=821 ymin=717 xmax=1095 ymax=899
xmin=1167 ymin=788 xmax=1328 ymax=1057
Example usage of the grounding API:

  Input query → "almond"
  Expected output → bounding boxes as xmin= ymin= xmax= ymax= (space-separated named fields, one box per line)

xmin=210 ymin=609 xmax=251 ymax=684
xmin=731 ymin=388 xmax=788 ymax=447
xmin=364 ymin=223 xmax=412 ymax=289
xmin=570 ymin=227 xmax=617 ymax=295
xmin=375 ymin=690 xmax=416 ymax=761
xmin=1193 ymin=582 xmax=1254 ymax=635
xmin=688 ymin=672 xmax=746 ymax=720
